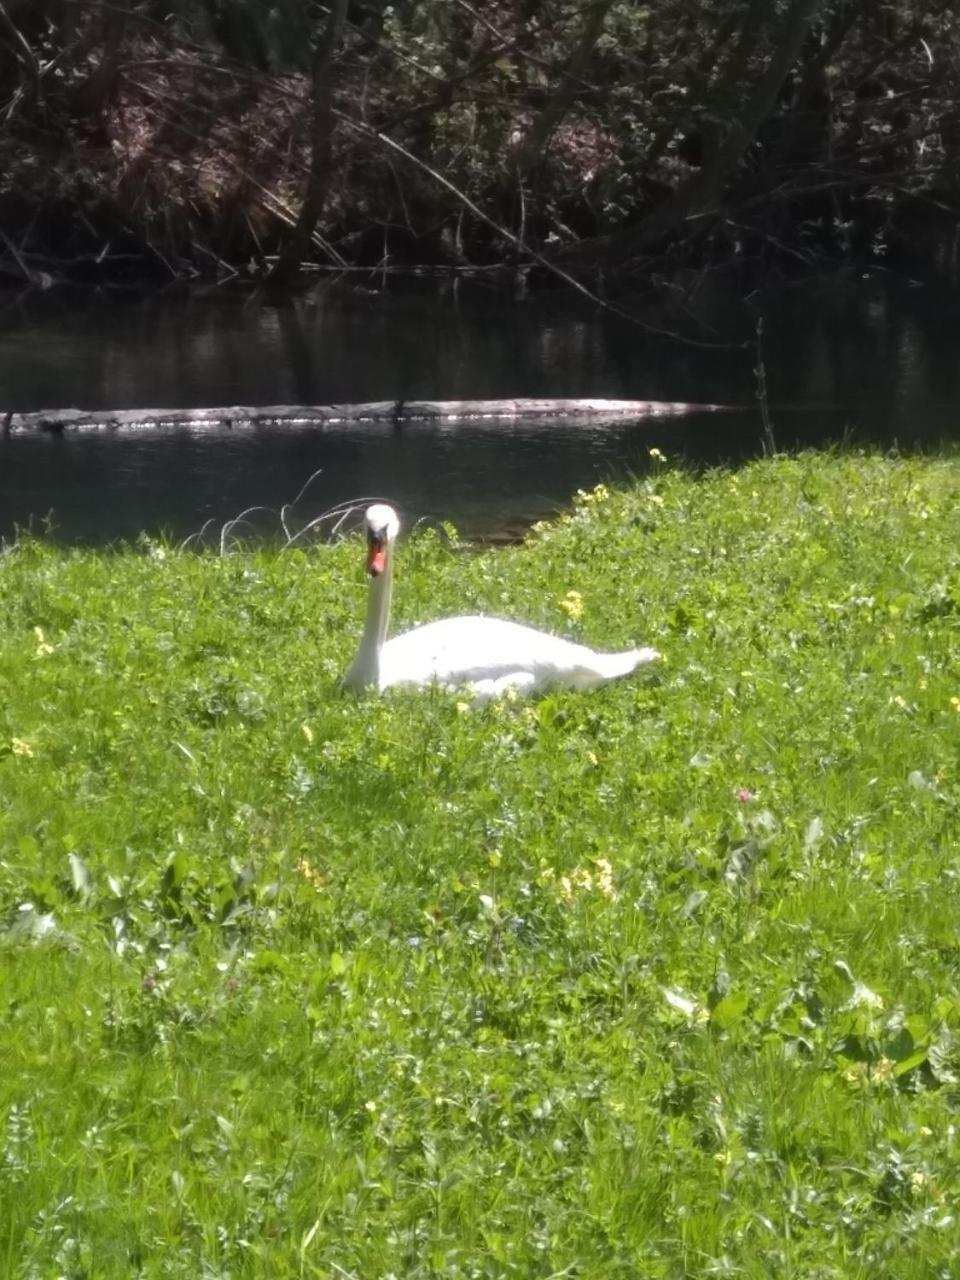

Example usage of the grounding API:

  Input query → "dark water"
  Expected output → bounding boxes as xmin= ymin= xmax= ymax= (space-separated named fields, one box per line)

xmin=1 ymin=272 xmax=959 ymax=543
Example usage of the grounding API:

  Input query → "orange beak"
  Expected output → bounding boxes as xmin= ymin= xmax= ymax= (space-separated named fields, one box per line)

xmin=367 ymin=537 xmax=386 ymax=577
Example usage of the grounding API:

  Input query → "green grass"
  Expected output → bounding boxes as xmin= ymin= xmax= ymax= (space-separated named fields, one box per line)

xmin=1 ymin=451 xmax=959 ymax=1278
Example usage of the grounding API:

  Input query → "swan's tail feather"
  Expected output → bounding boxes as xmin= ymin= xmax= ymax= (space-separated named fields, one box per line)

xmin=605 ymin=647 xmax=660 ymax=677
xmin=569 ymin=646 xmax=661 ymax=687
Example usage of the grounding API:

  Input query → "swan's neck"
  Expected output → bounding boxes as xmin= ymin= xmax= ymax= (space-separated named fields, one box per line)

xmin=353 ymin=545 xmax=394 ymax=686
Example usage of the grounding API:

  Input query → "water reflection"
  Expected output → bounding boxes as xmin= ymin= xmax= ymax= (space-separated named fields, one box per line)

xmin=0 ymin=273 xmax=958 ymax=544
xmin=0 ymin=414 xmax=746 ymax=545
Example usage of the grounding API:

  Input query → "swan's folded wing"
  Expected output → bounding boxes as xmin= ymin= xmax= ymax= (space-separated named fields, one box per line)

xmin=378 ymin=615 xmax=657 ymax=692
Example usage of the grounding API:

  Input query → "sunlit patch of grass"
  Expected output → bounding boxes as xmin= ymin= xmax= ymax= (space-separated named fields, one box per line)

xmin=0 ymin=451 xmax=959 ymax=1276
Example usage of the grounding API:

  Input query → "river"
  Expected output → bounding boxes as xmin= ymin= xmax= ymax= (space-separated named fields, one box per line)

xmin=1 ymin=270 xmax=958 ymax=544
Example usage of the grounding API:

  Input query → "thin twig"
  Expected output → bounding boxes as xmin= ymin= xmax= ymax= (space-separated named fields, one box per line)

xmin=219 ymin=506 xmax=279 ymax=556
xmin=177 ymin=517 xmax=220 ymax=552
xmin=279 ymin=467 xmax=325 ymax=541
xmin=284 ymin=496 xmax=391 ymax=548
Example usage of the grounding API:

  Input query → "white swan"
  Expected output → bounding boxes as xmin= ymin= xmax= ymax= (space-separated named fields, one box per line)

xmin=342 ymin=503 xmax=660 ymax=699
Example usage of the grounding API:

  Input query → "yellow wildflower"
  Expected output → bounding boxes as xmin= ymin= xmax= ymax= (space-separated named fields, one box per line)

xmin=557 ymin=860 xmax=618 ymax=903
xmin=843 ymin=1062 xmax=867 ymax=1086
xmin=558 ymin=866 xmax=594 ymax=902
xmin=558 ymin=590 xmax=584 ymax=622
xmin=301 ymin=722 xmax=314 ymax=743
xmin=575 ymin=483 xmax=610 ymax=505
xmin=950 ymin=696 xmax=960 ymax=713
xmin=872 ymin=1057 xmax=895 ymax=1085
xmin=33 ymin=627 xmax=53 ymax=658
xmin=11 ymin=738 xmax=33 ymax=758
xmin=296 ymin=858 xmax=325 ymax=891
xmin=648 ymin=447 xmax=666 ymax=462
xmin=594 ymin=857 xmax=616 ymax=900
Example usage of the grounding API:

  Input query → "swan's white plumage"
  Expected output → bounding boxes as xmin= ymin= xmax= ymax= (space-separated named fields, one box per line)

xmin=342 ymin=503 xmax=659 ymax=699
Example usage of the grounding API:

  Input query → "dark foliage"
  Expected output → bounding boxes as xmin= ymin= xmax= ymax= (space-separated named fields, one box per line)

xmin=0 ymin=0 xmax=956 ymax=284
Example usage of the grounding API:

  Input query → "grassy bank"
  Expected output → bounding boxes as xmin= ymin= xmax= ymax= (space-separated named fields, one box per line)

xmin=1 ymin=453 xmax=958 ymax=1277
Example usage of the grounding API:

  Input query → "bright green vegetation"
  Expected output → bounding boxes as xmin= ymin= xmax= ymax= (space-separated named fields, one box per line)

xmin=1 ymin=453 xmax=959 ymax=1278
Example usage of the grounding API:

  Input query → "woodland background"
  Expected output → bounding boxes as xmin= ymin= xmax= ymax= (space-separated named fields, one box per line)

xmin=0 ymin=0 xmax=957 ymax=287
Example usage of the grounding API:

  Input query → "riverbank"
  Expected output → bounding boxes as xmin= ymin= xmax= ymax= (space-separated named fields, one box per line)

xmin=1 ymin=452 xmax=959 ymax=1275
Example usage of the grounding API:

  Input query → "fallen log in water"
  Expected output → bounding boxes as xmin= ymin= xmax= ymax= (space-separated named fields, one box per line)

xmin=1 ymin=398 xmax=733 ymax=435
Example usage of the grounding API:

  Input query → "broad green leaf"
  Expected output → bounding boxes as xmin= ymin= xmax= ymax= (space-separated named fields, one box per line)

xmin=710 ymin=991 xmax=750 ymax=1031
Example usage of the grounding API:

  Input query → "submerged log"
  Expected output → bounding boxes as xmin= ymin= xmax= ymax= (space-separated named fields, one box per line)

xmin=1 ymin=398 xmax=732 ymax=435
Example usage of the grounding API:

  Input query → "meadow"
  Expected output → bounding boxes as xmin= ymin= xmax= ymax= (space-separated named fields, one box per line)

xmin=0 ymin=451 xmax=958 ymax=1278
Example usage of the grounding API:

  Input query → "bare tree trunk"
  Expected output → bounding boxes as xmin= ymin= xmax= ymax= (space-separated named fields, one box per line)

xmin=763 ymin=0 xmax=860 ymax=170
xmin=512 ymin=0 xmax=614 ymax=178
xmin=270 ymin=0 xmax=348 ymax=282
xmin=569 ymin=0 xmax=825 ymax=268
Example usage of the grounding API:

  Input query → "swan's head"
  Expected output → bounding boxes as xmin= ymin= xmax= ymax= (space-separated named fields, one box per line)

xmin=363 ymin=503 xmax=400 ymax=576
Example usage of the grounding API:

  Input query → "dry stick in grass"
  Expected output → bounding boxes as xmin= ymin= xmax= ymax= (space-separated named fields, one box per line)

xmin=280 ymin=468 xmax=327 ymax=543
xmin=178 ymin=519 xmax=221 ymax=553
xmin=284 ymin=497 xmax=392 ymax=550
xmin=178 ymin=481 xmax=389 ymax=556
xmin=754 ymin=317 xmax=777 ymax=458
xmin=218 ymin=507 xmax=279 ymax=557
